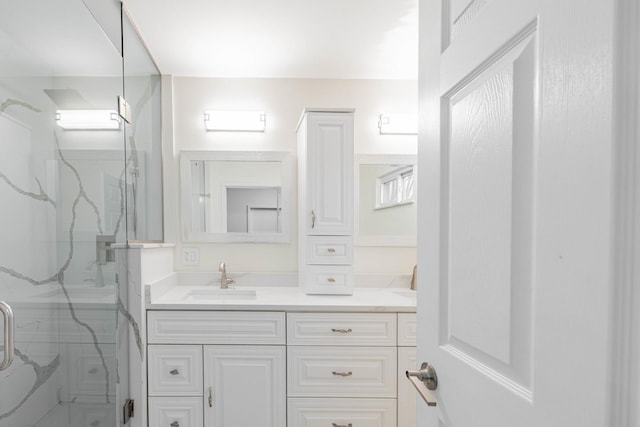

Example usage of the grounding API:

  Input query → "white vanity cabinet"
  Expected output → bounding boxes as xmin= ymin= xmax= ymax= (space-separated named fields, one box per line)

xmin=147 ymin=311 xmax=286 ymax=427
xmin=297 ymin=109 xmax=355 ymax=295
xmin=146 ymin=308 xmax=416 ymax=427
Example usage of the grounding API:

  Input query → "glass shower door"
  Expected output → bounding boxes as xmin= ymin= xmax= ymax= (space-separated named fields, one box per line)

xmin=0 ymin=0 xmax=127 ymax=425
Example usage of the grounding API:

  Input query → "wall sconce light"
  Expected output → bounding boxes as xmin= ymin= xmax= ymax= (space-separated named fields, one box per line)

xmin=378 ymin=113 xmax=418 ymax=135
xmin=55 ymin=110 xmax=122 ymax=130
xmin=204 ymin=110 xmax=266 ymax=132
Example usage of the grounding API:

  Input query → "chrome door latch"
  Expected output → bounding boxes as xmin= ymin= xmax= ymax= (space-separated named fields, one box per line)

xmin=406 ymin=362 xmax=438 ymax=406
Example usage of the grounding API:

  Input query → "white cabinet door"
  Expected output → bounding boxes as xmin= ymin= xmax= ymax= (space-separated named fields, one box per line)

xmin=203 ymin=345 xmax=286 ymax=427
xmin=397 ymin=347 xmax=416 ymax=427
xmin=304 ymin=112 xmax=354 ymax=235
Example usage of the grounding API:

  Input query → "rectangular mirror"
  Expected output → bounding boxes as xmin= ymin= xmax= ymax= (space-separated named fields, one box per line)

xmin=180 ymin=151 xmax=292 ymax=242
xmin=355 ymin=154 xmax=417 ymax=246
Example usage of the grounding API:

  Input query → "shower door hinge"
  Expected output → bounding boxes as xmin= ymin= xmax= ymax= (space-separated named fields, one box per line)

xmin=123 ymin=399 xmax=134 ymax=425
xmin=118 ymin=96 xmax=132 ymax=124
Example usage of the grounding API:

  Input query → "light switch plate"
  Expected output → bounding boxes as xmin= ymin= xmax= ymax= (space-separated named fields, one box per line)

xmin=182 ymin=247 xmax=199 ymax=266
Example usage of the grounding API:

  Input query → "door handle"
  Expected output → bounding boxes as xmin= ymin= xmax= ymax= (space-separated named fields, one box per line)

xmin=406 ymin=362 xmax=438 ymax=406
xmin=0 ymin=301 xmax=14 ymax=372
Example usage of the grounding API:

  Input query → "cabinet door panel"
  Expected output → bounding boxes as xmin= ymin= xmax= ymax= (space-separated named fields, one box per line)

xmin=397 ymin=347 xmax=417 ymax=427
xmin=306 ymin=113 xmax=354 ymax=235
xmin=204 ymin=345 xmax=286 ymax=427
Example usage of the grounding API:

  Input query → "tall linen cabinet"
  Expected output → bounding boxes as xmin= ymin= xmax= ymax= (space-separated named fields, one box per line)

xmin=297 ymin=109 xmax=355 ymax=295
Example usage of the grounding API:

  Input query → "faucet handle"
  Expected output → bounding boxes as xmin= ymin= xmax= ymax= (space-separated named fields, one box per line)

xmin=219 ymin=261 xmax=226 ymax=272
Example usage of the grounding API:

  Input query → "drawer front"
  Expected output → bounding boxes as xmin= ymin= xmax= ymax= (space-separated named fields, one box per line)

xmin=287 ymin=313 xmax=396 ymax=346
xmin=305 ymin=266 xmax=353 ymax=295
xmin=397 ymin=313 xmax=417 ymax=346
xmin=148 ymin=311 xmax=286 ymax=344
xmin=307 ymin=236 xmax=353 ymax=265
xmin=148 ymin=397 xmax=203 ymax=427
xmin=148 ymin=345 xmax=203 ymax=396
xmin=288 ymin=398 xmax=397 ymax=427
xmin=288 ymin=346 xmax=397 ymax=398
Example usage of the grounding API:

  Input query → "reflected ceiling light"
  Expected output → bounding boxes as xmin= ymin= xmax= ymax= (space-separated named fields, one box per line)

xmin=55 ymin=110 xmax=122 ymax=130
xmin=378 ymin=113 xmax=417 ymax=135
xmin=204 ymin=110 xmax=266 ymax=132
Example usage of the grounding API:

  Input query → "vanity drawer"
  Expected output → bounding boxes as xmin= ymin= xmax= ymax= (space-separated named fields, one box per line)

xmin=148 ymin=396 xmax=203 ymax=427
xmin=148 ymin=345 xmax=203 ymax=396
xmin=397 ymin=313 xmax=417 ymax=346
xmin=305 ymin=266 xmax=354 ymax=295
xmin=287 ymin=313 xmax=396 ymax=346
xmin=287 ymin=346 xmax=397 ymax=398
xmin=288 ymin=398 xmax=397 ymax=427
xmin=147 ymin=311 xmax=286 ymax=345
xmin=306 ymin=236 xmax=353 ymax=265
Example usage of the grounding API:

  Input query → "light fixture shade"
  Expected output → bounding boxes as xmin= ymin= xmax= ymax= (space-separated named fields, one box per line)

xmin=378 ymin=113 xmax=418 ymax=135
xmin=55 ymin=110 xmax=121 ymax=130
xmin=204 ymin=110 xmax=266 ymax=132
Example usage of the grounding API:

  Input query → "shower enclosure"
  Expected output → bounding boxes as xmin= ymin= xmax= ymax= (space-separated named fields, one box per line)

xmin=0 ymin=1 xmax=162 ymax=425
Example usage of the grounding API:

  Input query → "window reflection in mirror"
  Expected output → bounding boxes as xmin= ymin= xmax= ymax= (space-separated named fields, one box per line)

xmin=355 ymin=155 xmax=417 ymax=247
xmin=181 ymin=151 xmax=291 ymax=243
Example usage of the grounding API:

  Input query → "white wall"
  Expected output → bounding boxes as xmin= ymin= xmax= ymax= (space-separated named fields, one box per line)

xmin=167 ymin=77 xmax=418 ymax=275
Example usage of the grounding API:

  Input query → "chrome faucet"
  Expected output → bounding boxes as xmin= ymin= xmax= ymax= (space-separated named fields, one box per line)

xmin=219 ymin=262 xmax=235 ymax=289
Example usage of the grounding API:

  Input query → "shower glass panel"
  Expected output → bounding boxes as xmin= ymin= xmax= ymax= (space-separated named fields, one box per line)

xmin=0 ymin=0 xmax=129 ymax=425
xmin=122 ymin=10 xmax=163 ymax=242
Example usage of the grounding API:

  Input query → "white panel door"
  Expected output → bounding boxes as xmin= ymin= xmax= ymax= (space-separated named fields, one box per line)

xmin=203 ymin=345 xmax=286 ymax=427
xmin=417 ymin=0 xmax=615 ymax=425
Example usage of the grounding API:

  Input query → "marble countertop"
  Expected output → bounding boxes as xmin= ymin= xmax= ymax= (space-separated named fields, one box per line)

xmin=148 ymin=285 xmax=417 ymax=312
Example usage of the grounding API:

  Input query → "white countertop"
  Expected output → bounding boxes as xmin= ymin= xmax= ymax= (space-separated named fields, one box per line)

xmin=148 ymin=285 xmax=416 ymax=313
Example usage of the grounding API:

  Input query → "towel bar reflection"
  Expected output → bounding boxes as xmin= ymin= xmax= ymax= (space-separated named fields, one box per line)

xmin=406 ymin=362 xmax=438 ymax=407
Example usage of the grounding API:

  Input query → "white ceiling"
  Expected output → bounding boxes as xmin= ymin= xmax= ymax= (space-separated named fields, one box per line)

xmin=123 ymin=0 xmax=418 ymax=80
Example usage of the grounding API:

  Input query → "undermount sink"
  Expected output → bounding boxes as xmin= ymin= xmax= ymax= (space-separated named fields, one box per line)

xmin=180 ymin=288 xmax=257 ymax=302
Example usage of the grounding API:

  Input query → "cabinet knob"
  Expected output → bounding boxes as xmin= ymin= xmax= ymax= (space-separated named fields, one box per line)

xmin=327 ymin=248 xmax=336 ymax=253
xmin=169 ymin=369 xmax=179 ymax=375
xmin=327 ymin=278 xmax=336 ymax=283
xmin=170 ymin=422 xmax=180 ymax=427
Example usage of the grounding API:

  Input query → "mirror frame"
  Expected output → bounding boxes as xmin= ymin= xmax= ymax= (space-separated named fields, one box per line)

xmin=180 ymin=150 xmax=293 ymax=243
xmin=354 ymin=154 xmax=417 ymax=247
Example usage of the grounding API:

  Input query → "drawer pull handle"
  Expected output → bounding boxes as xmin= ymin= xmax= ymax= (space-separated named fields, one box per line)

xmin=88 ymin=368 xmax=98 ymax=374
xmin=311 ymin=210 xmax=316 ymax=228
xmin=208 ymin=386 xmax=213 ymax=407
xmin=169 ymin=369 xmax=179 ymax=375
xmin=331 ymin=328 xmax=352 ymax=334
xmin=170 ymin=422 xmax=180 ymax=427
xmin=327 ymin=248 xmax=336 ymax=253
xmin=332 ymin=423 xmax=352 ymax=427
xmin=327 ymin=278 xmax=336 ymax=283
xmin=332 ymin=371 xmax=353 ymax=377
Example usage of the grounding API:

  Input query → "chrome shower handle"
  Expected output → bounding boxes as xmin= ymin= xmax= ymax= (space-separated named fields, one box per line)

xmin=0 ymin=301 xmax=14 ymax=371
